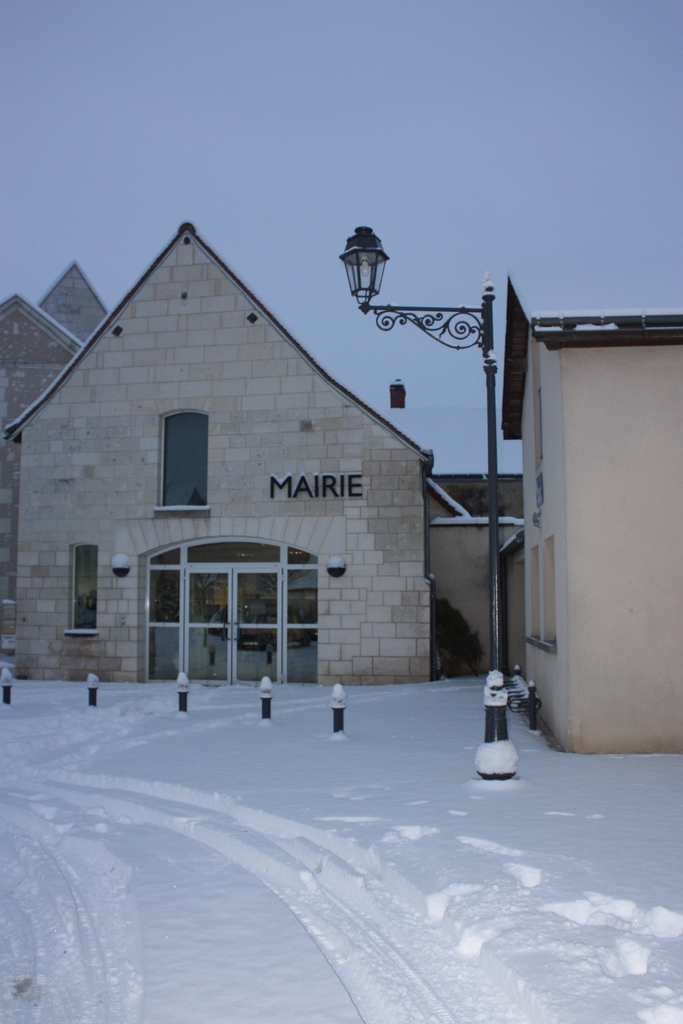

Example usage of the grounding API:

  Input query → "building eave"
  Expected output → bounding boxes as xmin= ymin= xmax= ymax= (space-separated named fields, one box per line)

xmin=501 ymin=278 xmax=529 ymax=441
xmin=534 ymin=327 xmax=683 ymax=351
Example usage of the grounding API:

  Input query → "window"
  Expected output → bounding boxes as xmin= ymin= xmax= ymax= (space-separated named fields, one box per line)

xmin=73 ymin=545 xmax=97 ymax=628
xmin=531 ymin=341 xmax=543 ymax=467
xmin=287 ymin=567 xmax=318 ymax=683
xmin=543 ymin=536 xmax=556 ymax=643
xmin=529 ymin=545 xmax=540 ymax=637
xmin=162 ymin=412 xmax=208 ymax=506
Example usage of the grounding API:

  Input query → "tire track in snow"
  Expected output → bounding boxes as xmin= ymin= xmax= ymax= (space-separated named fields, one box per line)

xmin=27 ymin=773 xmax=529 ymax=1024
xmin=0 ymin=802 xmax=143 ymax=1024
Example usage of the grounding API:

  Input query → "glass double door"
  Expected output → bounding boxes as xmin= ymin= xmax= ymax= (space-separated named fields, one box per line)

xmin=187 ymin=566 xmax=279 ymax=684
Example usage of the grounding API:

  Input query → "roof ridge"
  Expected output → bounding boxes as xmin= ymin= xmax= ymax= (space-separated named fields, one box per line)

xmin=4 ymin=223 xmax=432 ymax=459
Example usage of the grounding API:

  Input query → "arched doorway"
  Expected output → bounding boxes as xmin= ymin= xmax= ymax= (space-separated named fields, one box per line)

xmin=147 ymin=540 xmax=318 ymax=683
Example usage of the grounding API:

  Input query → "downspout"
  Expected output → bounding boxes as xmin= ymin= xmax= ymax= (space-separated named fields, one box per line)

xmin=421 ymin=454 xmax=438 ymax=681
xmin=499 ymin=545 xmax=509 ymax=675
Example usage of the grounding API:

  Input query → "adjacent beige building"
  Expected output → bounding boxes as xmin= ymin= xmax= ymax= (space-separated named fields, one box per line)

xmin=503 ymin=280 xmax=683 ymax=752
xmin=6 ymin=224 xmax=433 ymax=685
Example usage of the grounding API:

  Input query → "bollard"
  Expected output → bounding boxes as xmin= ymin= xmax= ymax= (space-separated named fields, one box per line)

xmin=331 ymin=683 xmax=346 ymax=733
xmin=1 ymin=667 xmax=13 ymax=704
xmin=528 ymin=680 xmax=538 ymax=731
xmin=259 ymin=675 xmax=272 ymax=719
xmin=177 ymin=671 xmax=189 ymax=712
xmin=87 ymin=672 xmax=99 ymax=707
xmin=475 ymin=669 xmax=519 ymax=780
xmin=484 ymin=702 xmax=509 ymax=742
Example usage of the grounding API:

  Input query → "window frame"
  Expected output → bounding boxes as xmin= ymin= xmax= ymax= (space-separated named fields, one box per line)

xmin=160 ymin=410 xmax=209 ymax=508
xmin=72 ymin=543 xmax=98 ymax=631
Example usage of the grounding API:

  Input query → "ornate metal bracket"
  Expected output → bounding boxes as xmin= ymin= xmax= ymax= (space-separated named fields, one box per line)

xmin=359 ymin=302 xmax=484 ymax=351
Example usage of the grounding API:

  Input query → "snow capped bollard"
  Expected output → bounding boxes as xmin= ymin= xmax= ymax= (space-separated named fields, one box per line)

xmin=475 ymin=670 xmax=518 ymax=780
xmin=177 ymin=672 xmax=189 ymax=712
xmin=331 ymin=683 xmax=346 ymax=734
xmin=259 ymin=675 xmax=273 ymax=720
xmin=528 ymin=679 xmax=538 ymax=732
xmin=1 ymin=666 xmax=13 ymax=705
xmin=87 ymin=672 xmax=99 ymax=707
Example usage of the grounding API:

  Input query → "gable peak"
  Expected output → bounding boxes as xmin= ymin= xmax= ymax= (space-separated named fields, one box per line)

xmin=38 ymin=261 xmax=107 ymax=343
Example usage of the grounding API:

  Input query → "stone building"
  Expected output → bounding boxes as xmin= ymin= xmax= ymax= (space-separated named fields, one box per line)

xmin=5 ymin=224 xmax=433 ymax=685
xmin=39 ymin=262 xmax=107 ymax=343
xmin=382 ymin=384 xmax=525 ymax=675
xmin=503 ymin=279 xmax=683 ymax=752
xmin=0 ymin=264 xmax=106 ymax=654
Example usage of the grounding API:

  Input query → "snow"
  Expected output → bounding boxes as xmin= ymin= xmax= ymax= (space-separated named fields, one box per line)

xmin=474 ymin=740 xmax=519 ymax=777
xmin=427 ymin=476 xmax=471 ymax=517
xmin=330 ymin=682 xmax=346 ymax=708
xmin=431 ymin=516 xmax=524 ymax=526
xmin=0 ymin=678 xmax=682 ymax=1024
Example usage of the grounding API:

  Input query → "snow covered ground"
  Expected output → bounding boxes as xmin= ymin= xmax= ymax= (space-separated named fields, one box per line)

xmin=0 ymin=677 xmax=681 ymax=1024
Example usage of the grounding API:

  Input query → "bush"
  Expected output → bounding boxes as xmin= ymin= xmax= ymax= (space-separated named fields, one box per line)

xmin=435 ymin=598 xmax=484 ymax=676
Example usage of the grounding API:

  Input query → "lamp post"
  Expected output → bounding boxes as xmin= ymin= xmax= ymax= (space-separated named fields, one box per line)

xmin=339 ymin=226 xmax=502 ymax=673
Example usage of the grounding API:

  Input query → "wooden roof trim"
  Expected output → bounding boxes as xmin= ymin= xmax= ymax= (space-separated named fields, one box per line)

xmin=535 ymin=328 xmax=683 ymax=350
xmin=501 ymin=278 xmax=529 ymax=441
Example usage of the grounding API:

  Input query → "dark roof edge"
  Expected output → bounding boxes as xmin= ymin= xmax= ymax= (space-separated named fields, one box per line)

xmin=4 ymin=224 xmax=430 ymax=460
xmin=501 ymin=278 xmax=529 ymax=441
xmin=534 ymin=327 xmax=683 ymax=350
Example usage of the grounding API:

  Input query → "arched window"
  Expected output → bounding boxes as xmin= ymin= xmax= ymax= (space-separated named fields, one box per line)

xmin=73 ymin=544 xmax=97 ymax=629
xmin=162 ymin=412 xmax=208 ymax=506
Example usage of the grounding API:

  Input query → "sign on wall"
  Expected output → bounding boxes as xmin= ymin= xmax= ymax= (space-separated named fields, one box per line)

xmin=270 ymin=473 xmax=363 ymax=499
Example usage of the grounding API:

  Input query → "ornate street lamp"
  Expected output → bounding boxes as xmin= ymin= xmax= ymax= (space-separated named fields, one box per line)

xmin=340 ymin=227 xmax=514 ymax=777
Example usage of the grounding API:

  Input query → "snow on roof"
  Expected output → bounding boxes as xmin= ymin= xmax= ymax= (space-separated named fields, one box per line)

xmin=533 ymin=307 xmax=683 ymax=319
xmin=531 ymin=308 xmax=683 ymax=331
xmin=499 ymin=527 xmax=524 ymax=554
xmin=426 ymin=478 xmax=470 ymax=518
xmin=381 ymin=406 xmax=522 ymax=475
xmin=0 ymin=293 xmax=83 ymax=353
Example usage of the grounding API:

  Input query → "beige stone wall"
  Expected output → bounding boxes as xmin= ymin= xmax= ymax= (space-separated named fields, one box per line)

xmin=523 ymin=339 xmax=571 ymax=747
xmin=14 ymin=236 xmax=430 ymax=684
xmin=562 ymin=345 xmax=683 ymax=752
xmin=0 ymin=305 xmax=79 ymax=604
xmin=523 ymin=335 xmax=683 ymax=753
xmin=430 ymin=520 xmax=523 ymax=674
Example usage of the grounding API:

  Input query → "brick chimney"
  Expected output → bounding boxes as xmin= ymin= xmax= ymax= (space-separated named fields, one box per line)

xmin=389 ymin=379 xmax=406 ymax=409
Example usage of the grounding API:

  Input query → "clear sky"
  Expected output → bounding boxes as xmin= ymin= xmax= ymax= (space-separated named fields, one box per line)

xmin=1 ymin=1 xmax=681 ymax=411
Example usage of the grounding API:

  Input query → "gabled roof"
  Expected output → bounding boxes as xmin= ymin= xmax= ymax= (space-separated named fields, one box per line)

xmin=502 ymin=279 xmax=683 ymax=441
xmin=38 ymin=261 xmax=107 ymax=343
xmin=426 ymin=477 xmax=469 ymax=517
xmin=0 ymin=294 xmax=83 ymax=356
xmin=4 ymin=223 xmax=433 ymax=460
xmin=501 ymin=278 xmax=529 ymax=441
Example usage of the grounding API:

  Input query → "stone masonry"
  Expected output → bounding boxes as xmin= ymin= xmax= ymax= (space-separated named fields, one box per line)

xmin=39 ymin=263 xmax=107 ymax=343
xmin=12 ymin=225 xmax=432 ymax=684
xmin=0 ymin=298 xmax=82 ymax=603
